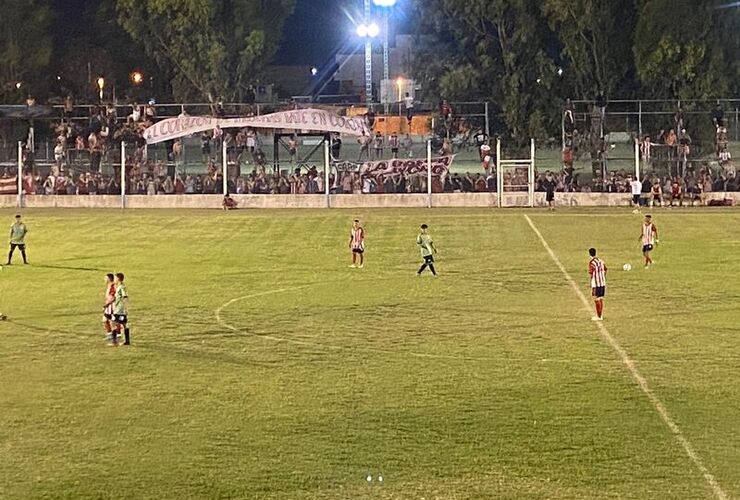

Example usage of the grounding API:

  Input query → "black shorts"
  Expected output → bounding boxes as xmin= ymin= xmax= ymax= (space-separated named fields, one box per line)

xmin=592 ymin=286 xmax=606 ymax=298
xmin=642 ymin=244 xmax=653 ymax=253
xmin=103 ymin=313 xmax=113 ymax=321
xmin=112 ymin=314 xmax=127 ymax=325
xmin=546 ymin=192 xmax=555 ymax=202
xmin=352 ymin=248 xmax=364 ymax=254
xmin=10 ymin=243 xmax=25 ymax=250
xmin=423 ymin=255 xmax=435 ymax=264
xmin=632 ymin=194 xmax=641 ymax=204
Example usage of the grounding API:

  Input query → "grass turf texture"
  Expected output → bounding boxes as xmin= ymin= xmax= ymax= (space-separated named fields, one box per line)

xmin=0 ymin=208 xmax=738 ymax=499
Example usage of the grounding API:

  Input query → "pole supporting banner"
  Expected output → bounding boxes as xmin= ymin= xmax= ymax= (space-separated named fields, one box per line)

xmin=121 ymin=141 xmax=126 ymax=209
xmin=17 ymin=142 xmax=23 ymax=209
xmin=427 ymin=140 xmax=432 ymax=208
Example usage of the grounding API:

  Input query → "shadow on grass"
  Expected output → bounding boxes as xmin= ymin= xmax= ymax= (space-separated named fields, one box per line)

xmin=26 ymin=264 xmax=109 ymax=273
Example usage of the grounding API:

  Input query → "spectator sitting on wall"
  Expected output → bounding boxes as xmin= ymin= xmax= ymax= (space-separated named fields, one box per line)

xmin=222 ymin=194 xmax=238 ymax=210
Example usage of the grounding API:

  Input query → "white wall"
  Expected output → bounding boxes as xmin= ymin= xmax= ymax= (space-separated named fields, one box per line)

xmin=2 ymin=192 xmax=738 ymax=210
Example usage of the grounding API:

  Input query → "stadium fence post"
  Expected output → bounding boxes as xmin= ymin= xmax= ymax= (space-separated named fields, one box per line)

xmin=638 ymin=100 xmax=643 ymax=138
xmin=324 ymin=140 xmax=331 ymax=208
xmin=120 ymin=141 xmax=126 ymax=209
xmin=427 ymin=140 xmax=432 ymax=208
xmin=16 ymin=141 xmax=22 ymax=208
xmin=484 ymin=102 xmax=490 ymax=139
xmin=529 ymin=138 xmax=535 ymax=208
xmin=634 ymin=138 xmax=640 ymax=181
xmin=222 ymin=140 xmax=228 ymax=195
xmin=496 ymin=138 xmax=502 ymax=208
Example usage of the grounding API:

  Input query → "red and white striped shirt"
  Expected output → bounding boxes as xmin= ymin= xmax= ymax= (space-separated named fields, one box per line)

xmin=641 ymin=222 xmax=657 ymax=245
xmin=350 ymin=227 xmax=364 ymax=250
xmin=589 ymin=257 xmax=607 ymax=288
xmin=104 ymin=284 xmax=116 ymax=315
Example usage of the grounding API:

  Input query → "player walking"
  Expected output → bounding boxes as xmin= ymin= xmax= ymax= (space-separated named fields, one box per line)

xmin=8 ymin=214 xmax=28 ymax=265
xmin=588 ymin=248 xmax=607 ymax=321
xmin=110 ymin=273 xmax=130 ymax=346
xmin=639 ymin=214 xmax=658 ymax=268
xmin=349 ymin=219 xmax=365 ymax=268
xmin=103 ymin=273 xmax=116 ymax=341
xmin=416 ymin=224 xmax=437 ymax=276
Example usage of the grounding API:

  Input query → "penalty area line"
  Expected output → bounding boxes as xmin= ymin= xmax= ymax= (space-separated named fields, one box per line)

xmin=523 ymin=214 xmax=728 ymax=500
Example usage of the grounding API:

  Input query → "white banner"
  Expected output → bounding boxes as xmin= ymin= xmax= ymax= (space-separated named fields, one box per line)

xmin=334 ymin=155 xmax=456 ymax=179
xmin=143 ymin=108 xmax=370 ymax=144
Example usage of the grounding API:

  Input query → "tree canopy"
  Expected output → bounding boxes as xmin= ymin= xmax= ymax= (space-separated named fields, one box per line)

xmin=412 ymin=0 xmax=739 ymax=140
xmin=116 ymin=0 xmax=295 ymax=102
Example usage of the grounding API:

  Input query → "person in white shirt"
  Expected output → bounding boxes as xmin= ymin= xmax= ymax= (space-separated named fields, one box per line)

xmin=629 ymin=176 xmax=642 ymax=212
xmin=403 ymin=93 xmax=414 ymax=125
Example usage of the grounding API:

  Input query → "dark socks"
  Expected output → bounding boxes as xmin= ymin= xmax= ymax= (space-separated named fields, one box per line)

xmin=429 ymin=264 xmax=437 ymax=275
xmin=21 ymin=250 xmax=27 ymax=264
xmin=417 ymin=264 xmax=427 ymax=274
xmin=123 ymin=328 xmax=130 ymax=345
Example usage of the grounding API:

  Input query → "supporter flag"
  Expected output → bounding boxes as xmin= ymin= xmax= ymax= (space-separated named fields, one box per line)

xmin=0 ymin=176 xmax=18 ymax=194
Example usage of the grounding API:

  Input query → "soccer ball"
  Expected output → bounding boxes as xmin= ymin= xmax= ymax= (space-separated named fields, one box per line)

xmin=623 ymin=263 xmax=632 ymax=271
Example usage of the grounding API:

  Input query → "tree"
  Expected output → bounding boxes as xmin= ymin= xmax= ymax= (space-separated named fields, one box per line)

xmin=634 ymin=0 xmax=730 ymax=99
xmin=541 ymin=0 xmax=637 ymax=98
xmin=0 ymin=0 xmax=53 ymax=102
xmin=411 ymin=0 xmax=560 ymax=142
xmin=115 ymin=0 xmax=295 ymax=102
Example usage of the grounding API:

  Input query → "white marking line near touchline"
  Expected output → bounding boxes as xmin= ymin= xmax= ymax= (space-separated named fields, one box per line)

xmin=523 ymin=214 xmax=728 ymax=500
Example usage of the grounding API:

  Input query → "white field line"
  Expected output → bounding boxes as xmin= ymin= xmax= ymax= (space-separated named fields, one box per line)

xmin=523 ymin=214 xmax=728 ymax=500
xmin=215 ymin=285 xmax=587 ymax=363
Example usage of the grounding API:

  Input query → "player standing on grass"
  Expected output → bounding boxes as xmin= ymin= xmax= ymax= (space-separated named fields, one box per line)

xmin=8 ymin=214 xmax=28 ymax=265
xmin=349 ymin=219 xmax=365 ymax=268
xmin=103 ymin=273 xmax=116 ymax=341
xmin=416 ymin=224 xmax=437 ymax=276
xmin=639 ymin=214 xmax=658 ymax=268
xmin=110 ymin=273 xmax=130 ymax=346
xmin=588 ymin=248 xmax=607 ymax=321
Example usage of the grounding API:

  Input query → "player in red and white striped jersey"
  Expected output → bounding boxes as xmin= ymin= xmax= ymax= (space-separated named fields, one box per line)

xmin=349 ymin=219 xmax=365 ymax=268
xmin=102 ymin=273 xmax=116 ymax=341
xmin=588 ymin=248 xmax=608 ymax=321
xmin=638 ymin=214 xmax=658 ymax=268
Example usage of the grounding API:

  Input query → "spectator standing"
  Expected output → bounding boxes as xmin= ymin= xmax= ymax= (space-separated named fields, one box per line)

xmin=542 ymin=172 xmax=556 ymax=211
xmin=401 ymin=134 xmax=414 ymax=157
xmin=358 ymin=133 xmax=370 ymax=161
xmin=712 ymin=103 xmax=724 ymax=127
xmin=373 ymin=132 xmax=384 ymax=160
xmin=389 ymin=132 xmax=400 ymax=159
xmin=630 ymin=176 xmax=642 ymax=211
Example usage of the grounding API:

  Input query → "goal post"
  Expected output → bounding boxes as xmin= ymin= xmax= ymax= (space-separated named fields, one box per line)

xmin=496 ymin=138 xmax=535 ymax=208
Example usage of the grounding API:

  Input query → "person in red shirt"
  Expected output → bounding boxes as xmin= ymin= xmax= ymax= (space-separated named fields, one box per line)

xmin=588 ymin=248 xmax=608 ymax=321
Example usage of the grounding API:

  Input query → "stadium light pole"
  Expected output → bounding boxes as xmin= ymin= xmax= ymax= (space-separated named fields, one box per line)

xmin=357 ymin=0 xmax=380 ymax=107
xmin=372 ymin=0 xmax=397 ymax=113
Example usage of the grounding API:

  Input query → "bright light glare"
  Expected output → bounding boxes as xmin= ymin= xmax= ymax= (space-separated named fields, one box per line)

xmin=373 ymin=0 xmax=397 ymax=6
xmin=311 ymin=67 xmax=318 ymax=76
xmin=356 ymin=22 xmax=380 ymax=38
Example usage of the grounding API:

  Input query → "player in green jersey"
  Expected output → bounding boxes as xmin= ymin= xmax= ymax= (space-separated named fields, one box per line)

xmin=416 ymin=224 xmax=437 ymax=276
xmin=8 ymin=214 xmax=28 ymax=265
xmin=110 ymin=273 xmax=131 ymax=346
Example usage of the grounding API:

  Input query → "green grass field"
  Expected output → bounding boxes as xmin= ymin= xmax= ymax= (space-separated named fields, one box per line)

xmin=1 ymin=207 xmax=739 ymax=499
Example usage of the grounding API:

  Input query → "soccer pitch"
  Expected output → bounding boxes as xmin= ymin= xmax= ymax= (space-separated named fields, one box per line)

xmin=1 ymin=208 xmax=739 ymax=499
